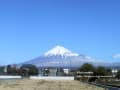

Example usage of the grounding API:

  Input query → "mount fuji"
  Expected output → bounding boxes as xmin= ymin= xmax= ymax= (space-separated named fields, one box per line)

xmin=23 ymin=46 xmax=110 ymax=69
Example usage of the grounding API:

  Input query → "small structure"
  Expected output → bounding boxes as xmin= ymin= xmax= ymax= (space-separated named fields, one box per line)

xmin=76 ymin=71 xmax=93 ymax=76
xmin=112 ymin=69 xmax=118 ymax=77
xmin=38 ymin=67 xmax=65 ymax=76
xmin=48 ymin=68 xmax=57 ymax=76
xmin=63 ymin=69 xmax=70 ymax=74
xmin=36 ymin=67 xmax=74 ymax=80
xmin=76 ymin=71 xmax=93 ymax=81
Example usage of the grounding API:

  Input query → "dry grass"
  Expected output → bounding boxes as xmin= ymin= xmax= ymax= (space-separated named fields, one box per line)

xmin=0 ymin=79 xmax=105 ymax=90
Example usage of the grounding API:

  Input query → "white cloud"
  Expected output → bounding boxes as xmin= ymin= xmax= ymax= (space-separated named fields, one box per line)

xmin=113 ymin=54 xmax=120 ymax=59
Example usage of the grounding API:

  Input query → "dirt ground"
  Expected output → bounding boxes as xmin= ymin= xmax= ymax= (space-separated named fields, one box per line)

xmin=0 ymin=79 xmax=105 ymax=90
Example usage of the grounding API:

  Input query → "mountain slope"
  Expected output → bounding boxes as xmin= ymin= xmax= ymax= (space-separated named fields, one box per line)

xmin=23 ymin=46 xmax=111 ymax=69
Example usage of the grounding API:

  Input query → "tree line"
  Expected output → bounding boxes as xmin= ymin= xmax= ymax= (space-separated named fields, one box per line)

xmin=0 ymin=64 xmax=39 ymax=77
xmin=0 ymin=63 xmax=120 ymax=79
xmin=78 ymin=63 xmax=112 ymax=76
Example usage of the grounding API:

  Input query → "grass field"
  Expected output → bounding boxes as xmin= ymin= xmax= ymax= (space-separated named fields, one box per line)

xmin=0 ymin=79 xmax=105 ymax=90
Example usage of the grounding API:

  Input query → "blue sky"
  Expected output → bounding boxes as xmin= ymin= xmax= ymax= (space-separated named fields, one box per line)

xmin=0 ymin=0 xmax=120 ymax=65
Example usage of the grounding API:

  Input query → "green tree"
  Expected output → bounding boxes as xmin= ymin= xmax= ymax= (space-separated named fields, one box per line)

xmin=20 ymin=64 xmax=39 ymax=77
xmin=95 ymin=66 xmax=107 ymax=76
xmin=79 ymin=63 xmax=95 ymax=72
xmin=116 ymin=70 xmax=120 ymax=79
xmin=106 ymin=69 xmax=112 ymax=75
xmin=0 ymin=66 xmax=5 ymax=75
xmin=7 ymin=65 xmax=17 ymax=75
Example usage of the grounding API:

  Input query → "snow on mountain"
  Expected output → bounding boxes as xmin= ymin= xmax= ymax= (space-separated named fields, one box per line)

xmin=44 ymin=46 xmax=79 ymax=57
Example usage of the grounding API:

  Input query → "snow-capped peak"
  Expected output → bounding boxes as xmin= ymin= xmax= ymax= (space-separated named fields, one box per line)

xmin=44 ymin=45 xmax=79 ymax=57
